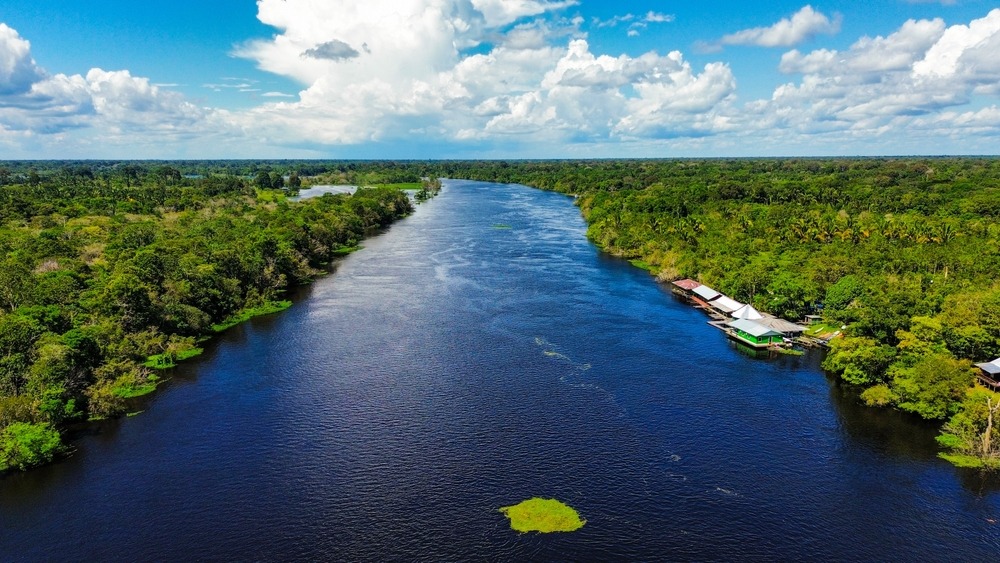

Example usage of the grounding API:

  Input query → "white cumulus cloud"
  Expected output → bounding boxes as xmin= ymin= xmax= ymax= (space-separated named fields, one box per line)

xmin=748 ymin=8 xmax=1000 ymax=149
xmin=234 ymin=1 xmax=734 ymax=148
xmin=0 ymin=24 xmax=46 ymax=95
xmin=718 ymin=5 xmax=842 ymax=48
xmin=0 ymin=23 xmax=236 ymax=156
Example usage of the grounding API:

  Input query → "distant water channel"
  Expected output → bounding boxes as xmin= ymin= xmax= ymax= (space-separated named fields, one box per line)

xmin=2 ymin=180 xmax=998 ymax=560
xmin=287 ymin=184 xmax=357 ymax=201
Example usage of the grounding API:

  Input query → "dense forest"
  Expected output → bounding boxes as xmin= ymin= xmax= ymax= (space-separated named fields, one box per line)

xmin=0 ymin=162 xmax=413 ymax=472
xmin=3 ymin=158 xmax=1000 ymax=472
xmin=441 ymin=158 xmax=1000 ymax=470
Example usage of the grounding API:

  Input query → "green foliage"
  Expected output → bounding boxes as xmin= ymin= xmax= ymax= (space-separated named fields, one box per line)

xmin=824 ymin=275 xmax=863 ymax=320
xmin=892 ymin=354 xmax=973 ymax=420
xmin=936 ymin=388 xmax=1000 ymax=468
xmin=0 ymin=422 xmax=63 ymax=472
xmin=937 ymin=452 xmax=991 ymax=469
xmin=823 ymin=337 xmax=897 ymax=386
xmin=145 ymin=346 xmax=204 ymax=369
xmin=210 ymin=300 xmax=293 ymax=333
xmin=860 ymin=384 xmax=898 ymax=407
xmin=0 ymin=395 xmax=38 ymax=427
xmin=499 ymin=498 xmax=586 ymax=533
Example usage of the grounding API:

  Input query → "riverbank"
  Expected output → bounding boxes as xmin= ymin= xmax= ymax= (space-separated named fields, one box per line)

xmin=442 ymin=159 xmax=1000 ymax=470
xmin=0 ymin=178 xmax=414 ymax=475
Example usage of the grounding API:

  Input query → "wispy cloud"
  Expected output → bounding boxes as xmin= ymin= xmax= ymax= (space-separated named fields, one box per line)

xmin=594 ymin=10 xmax=674 ymax=37
xmin=203 ymin=81 xmax=256 ymax=92
xmin=591 ymin=14 xmax=635 ymax=28
xmin=702 ymin=5 xmax=841 ymax=51
xmin=643 ymin=11 xmax=674 ymax=24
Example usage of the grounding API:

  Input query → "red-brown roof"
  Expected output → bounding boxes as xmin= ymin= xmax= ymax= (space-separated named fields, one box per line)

xmin=672 ymin=278 xmax=701 ymax=291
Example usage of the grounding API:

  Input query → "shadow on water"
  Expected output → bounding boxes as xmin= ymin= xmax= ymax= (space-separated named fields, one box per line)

xmin=826 ymin=369 xmax=1000 ymax=495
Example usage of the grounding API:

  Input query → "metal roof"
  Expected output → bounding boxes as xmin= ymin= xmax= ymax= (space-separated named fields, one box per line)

xmin=693 ymin=285 xmax=720 ymax=300
xmin=757 ymin=316 xmax=807 ymax=335
xmin=672 ymin=279 xmax=701 ymax=291
xmin=976 ymin=359 xmax=1000 ymax=375
xmin=728 ymin=318 xmax=783 ymax=338
xmin=711 ymin=295 xmax=744 ymax=313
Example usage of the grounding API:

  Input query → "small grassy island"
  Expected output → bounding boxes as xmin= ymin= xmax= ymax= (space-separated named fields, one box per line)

xmin=500 ymin=498 xmax=586 ymax=533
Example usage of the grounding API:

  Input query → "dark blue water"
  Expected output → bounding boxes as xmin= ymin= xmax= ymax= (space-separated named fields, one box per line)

xmin=2 ymin=180 xmax=999 ymax=561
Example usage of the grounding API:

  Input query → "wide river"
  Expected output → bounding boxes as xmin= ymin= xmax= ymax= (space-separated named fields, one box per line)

xmin=2 ymin=180 xmax=999 ymax=560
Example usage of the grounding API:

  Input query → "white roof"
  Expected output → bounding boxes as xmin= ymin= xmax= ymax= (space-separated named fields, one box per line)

xmin=976 ymin=358 xmax=1000 ymax=375
xmin=757 ymin=316 xmax=807 ymax=335
xmin=711 ymin=295 xmax=744 ymax=313
xmin=692 ymin=285 xmax=720 ymax=300
xmin=731 ymin=304 xmax=763 ymax=320
xmin=728 ymin=318 xmax=782 ymax=338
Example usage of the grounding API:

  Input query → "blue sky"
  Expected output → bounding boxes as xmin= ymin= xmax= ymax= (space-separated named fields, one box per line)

xmin=0 ymin=1 xmax=998 ymax=158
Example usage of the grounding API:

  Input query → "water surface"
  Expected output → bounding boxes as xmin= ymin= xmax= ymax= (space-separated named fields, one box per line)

xmin=2 ymin=180 xmax=998 ymax=561
xmin=288 ymin=184 xmax=357 ymax=201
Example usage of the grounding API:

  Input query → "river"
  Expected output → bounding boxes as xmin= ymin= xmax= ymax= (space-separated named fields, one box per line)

xmin=2 ymin=180 xmax=998 ymax=561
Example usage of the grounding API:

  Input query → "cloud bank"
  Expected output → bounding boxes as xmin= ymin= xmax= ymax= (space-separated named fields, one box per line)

xmin=1 ymin=3 xmax=1000 ymax=157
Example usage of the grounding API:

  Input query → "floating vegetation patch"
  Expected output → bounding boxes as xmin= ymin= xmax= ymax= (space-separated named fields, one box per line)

xmin=492 ymin=224 xmax=513 ymax=229
xmin=500 ymin=498 xmax=586 ymax=533
xmin=774 ymin=347 xmax=805 ymax=356
xmin=332 ymin=245 xmax=362 ymax=256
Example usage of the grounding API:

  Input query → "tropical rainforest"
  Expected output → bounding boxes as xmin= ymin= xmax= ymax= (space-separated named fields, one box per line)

xmin=0 ymin=161 xmax=413 ymax=472
xmin=1 ymin=158 xmax=999 ymax=472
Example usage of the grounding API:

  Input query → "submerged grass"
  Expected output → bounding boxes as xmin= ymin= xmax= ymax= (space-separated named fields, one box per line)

xmin=211 ymin=300 xmax=293 ymax=333
xmin=375 ymin=182 xmax=423 ymax=190
xmin=111 ymin=374 xmax=161 ymax=398
xmin=332 ymin=245 xmax=362 ymax=256
xmin=144 ymin=348 xmax=203 ymax=370
xmin=629 ymin=259 xmax=657 ymax=273
xmin=500 ymin=498 xmax=585 ymax=533
xmin=938 ymin=452 xmax=999 ymax=469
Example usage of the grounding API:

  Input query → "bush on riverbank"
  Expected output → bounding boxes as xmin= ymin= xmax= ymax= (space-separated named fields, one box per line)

xmin=0 ymin=422 xmax=64 ymax=472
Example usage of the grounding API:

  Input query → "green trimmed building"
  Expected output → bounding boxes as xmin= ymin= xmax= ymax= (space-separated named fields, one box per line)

xmin=727 ymin=318 xmax=784 ymax=348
